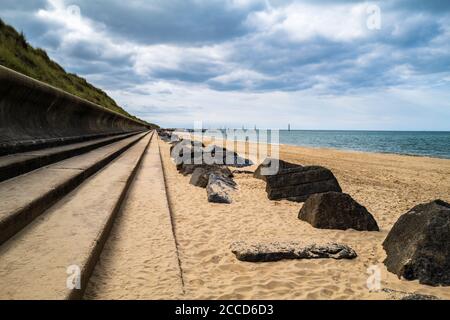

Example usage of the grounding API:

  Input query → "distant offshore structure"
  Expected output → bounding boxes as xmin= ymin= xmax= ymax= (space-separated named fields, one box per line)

xmin=288 ymin=124 xmax=291 ymax=131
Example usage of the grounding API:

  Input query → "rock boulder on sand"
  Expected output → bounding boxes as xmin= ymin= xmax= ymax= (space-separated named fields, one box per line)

xmin=254 ymin=158 xmax=301 ymax=181
xmin=170 ymin=139 xmax=205 ymax=159
xmin=298 ymin=192 xmax=379 ymax=231
xmin=170 ymin=139 xmax=200 ymax=154
xmin=207 ymin=174 xmax=236 ymax=204
xmin=203 ymin=144 xmax=253 ymax=168
xmin=172 ymin=143 xmax=204 ymax=172
xmin=380 ymin=288 xmax=440 ymax=300
xmin=383 ymin=199 xmax=450 ymax=286
xmin=190 ymin=165 xmax=234 ymax=188
xmin=265 ymin=166 xmax=342 ymax=202
xmin=230 ymin=241 xmax=357 ymax=262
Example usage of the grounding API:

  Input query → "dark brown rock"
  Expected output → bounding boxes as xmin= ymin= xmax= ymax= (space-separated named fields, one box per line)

xmin=190 ymin=165 xmax=234 ymax=188
xmin=232 ymin=169 xmax=254 ymax=175
xmin=383 ymin=199 xmax=450 ymax=286
xmin=170 ymin=139 xmax=204 ymax=158
xmin=230 ymin=241 xmax=357 ymax=262
xmin=172 ymin=143 xmax=204 ymax=170
xmin=203 ymin=145 xmax=252 ymax=167
xmin=380 ymin=288 xmax=440 ymax=300
xmin=172 ymin=142 xmax=250 ymax=174
xmin=266 ymin=166 xmax=338 ymax=189
xmin=265 ymin=166 xmax=342 ymax=202
xmin=298 ymin=192 xmax=379 ymax=231
xmin=254 ymin=158 xmax=301 ymax=181
xmin=206 ymin=173 xmax=235 ymax=204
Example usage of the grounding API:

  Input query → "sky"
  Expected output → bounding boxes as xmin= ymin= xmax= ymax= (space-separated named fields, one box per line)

xmin=1 ymin=0 xmax=450 ymax=130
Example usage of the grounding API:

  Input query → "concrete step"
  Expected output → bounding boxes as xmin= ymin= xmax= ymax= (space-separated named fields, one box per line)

xmin=0 ymin=131 xmax=145 ymax=157
xmin=0 ymin=131 xmax=149 ymax=245
xmin=0 ymin=131 xmax=153 ymax=300
xmin=85 ymin=134 xmax=184 ymax=299
xmin=0 ymin=132 xmax=139 ymax=183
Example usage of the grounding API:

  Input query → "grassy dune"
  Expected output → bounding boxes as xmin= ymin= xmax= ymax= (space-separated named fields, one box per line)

xmin=0 ymin=18 xmax=157 ymax=128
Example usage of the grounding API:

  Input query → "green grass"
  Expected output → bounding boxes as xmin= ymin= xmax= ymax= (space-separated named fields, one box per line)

xmin=0 ymin=18 xmax=158 ymax=128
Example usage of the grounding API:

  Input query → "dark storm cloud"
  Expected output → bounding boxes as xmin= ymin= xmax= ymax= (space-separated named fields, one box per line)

xmin=1 ymin=0 xmax=449 ymax=94
xmin=67 ymin=0 xmax=264 ymax=45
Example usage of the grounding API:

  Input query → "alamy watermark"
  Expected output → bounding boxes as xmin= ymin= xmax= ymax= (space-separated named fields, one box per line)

xmin=366 ymin=265 xmax=382 ymax=291
xmin=66 ymin=265 xmax=81 ymax=290
xmin=170 ymin=123 xmax=280 ymax=176
xmin=366 ymin=3 xmax=381 ymax=30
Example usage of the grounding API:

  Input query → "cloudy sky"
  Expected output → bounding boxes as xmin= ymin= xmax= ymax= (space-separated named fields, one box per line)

xmin=1 ymin=0 xmax=450 ymax=130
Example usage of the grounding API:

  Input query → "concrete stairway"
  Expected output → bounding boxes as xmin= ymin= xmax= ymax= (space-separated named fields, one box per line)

xmin=84 ymin=134 xmax=184 ymax=299
xmin=0 ymin=132 xmax=149 ymax=245
xmin=0 ymin=131 xmax=153 ymax=299
xmin=0 ymin=131 xmax=139 ymax=182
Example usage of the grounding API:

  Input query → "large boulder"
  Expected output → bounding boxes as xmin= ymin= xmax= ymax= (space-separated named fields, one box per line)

xmin=206 ymin=174 xmax=235 ymax=204
xmin=380 ymin=289 xmax=440 ymax=300
xmin=254 ymin=158 xmax=301 ymax=181
xmin=158 ymin=130 xmax=172 ymax=142
xmin=298 ymin=192 xmax=379 ymax=231
xmin=190 ymin=165 xmax=234 ymax=188
xmin=230 ymin=241 xmax=357 ymax=262
xmin=203 ymin=145 xmax=252 ymax=167
xmin=265 ymin=166 xmax=342 ymax=202
xmin=383 ymin=200 xmax=450 ymax=286
xmin=170 ymin=139 xmax=205 ymax=158
xmin=172 ymin=142 xmax=251 ymax=174
xmin=171 ymin=141 xmax=204 ymax=172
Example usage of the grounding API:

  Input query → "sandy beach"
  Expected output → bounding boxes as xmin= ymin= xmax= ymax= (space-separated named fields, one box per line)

xmin=154 ymin=135 xmax=450 ymax=300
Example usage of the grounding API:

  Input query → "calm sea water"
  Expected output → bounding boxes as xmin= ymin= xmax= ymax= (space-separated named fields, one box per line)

xmin=204 ymin=130 xmax=450 ymax=159
xmin=277 ymin=130 xmax=450 ymax=159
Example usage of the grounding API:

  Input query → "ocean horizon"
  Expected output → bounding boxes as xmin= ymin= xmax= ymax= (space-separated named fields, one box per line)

xmin=202 ymin=129 xmax=450 ymax=159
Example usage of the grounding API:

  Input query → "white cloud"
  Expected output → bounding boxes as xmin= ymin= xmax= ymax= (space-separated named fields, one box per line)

xmin=209 ymin=68 xmax=271 ymax=87
xmin=246 ymin=2 xmax=370 ymax=42
xmin=132 ymin=44 xmax=228 ymax=76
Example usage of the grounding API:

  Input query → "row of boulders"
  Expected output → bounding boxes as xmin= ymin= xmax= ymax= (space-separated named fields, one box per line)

xmin=171 ymin=139 xmax=252 ymax=170
xmin=254 ymin=158 xmax=379 ymax=231
xmin=253 ymin=157 xmax=450 ymax=287
xmin=228 ymin=158 xmax=371 ymax=265
xmin=157 ymin=129 xmax=177 ymax=142
xmin=163 ymin=136 xmax=450 ymax=287
xmin=167 ymin=137 xmax=252 ymax=204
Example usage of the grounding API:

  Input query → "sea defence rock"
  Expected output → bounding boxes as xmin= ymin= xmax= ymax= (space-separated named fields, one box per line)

xmin=203 ymin=144 xmax=252 ymax=167
xmin=207 ymin=174 xmax=235 ymax=204
xmin=171 ymin=141 xmax=251 ymax=175
xmin=254 ymin=158 xmax=301 ymax=181
xmin=380 ymin=289 xmax=440 ymax=300
xmin=298 ymin=192 xmax=379 ymax=231
xmin=170 ymin=140 xmax=204 ymax=172
xmin=230 ymin=241 xmax=357 ymax=262
xmin=158 ymin=129 xmax=173 ymax=142
xmin=190 ymin=165 xmax=234 ymax=188
xmin=170 ymin=139 xmax=204 ymax=158
xmin=0 ymin=65 xmax=149 ymax=155
xmin=383 ymin=200 xmax=450 ymax=286
xmin=265 ymin=166 xmax=342 ymax=202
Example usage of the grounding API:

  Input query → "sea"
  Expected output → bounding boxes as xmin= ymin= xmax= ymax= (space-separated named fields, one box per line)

xmin=279 ymin=130 xmax=450 ymax=159
xmin=203 ymin=130 xmax=450 ymax=159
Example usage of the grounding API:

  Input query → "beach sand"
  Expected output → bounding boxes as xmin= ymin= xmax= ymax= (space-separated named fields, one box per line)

xmin=156 ymin=135 xmax=450 ymax=300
